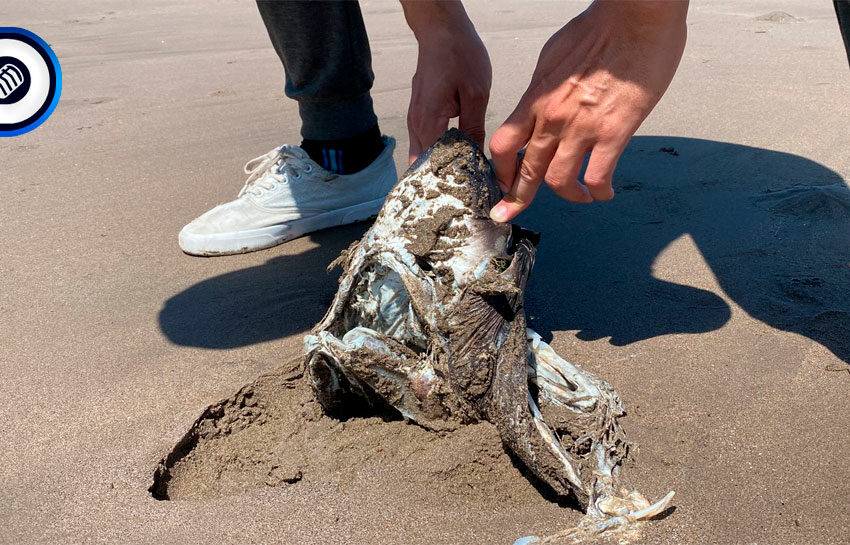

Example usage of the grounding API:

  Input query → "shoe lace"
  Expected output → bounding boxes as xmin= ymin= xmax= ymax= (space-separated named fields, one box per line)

xmin=238 ymin=145 xmax=313 ymax=197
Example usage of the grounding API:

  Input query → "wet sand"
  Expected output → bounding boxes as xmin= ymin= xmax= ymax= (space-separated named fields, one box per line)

xmin=2 ymin=1 xmax=849 ymax=544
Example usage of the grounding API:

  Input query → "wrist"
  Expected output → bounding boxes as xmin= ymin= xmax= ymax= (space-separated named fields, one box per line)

xmin=590 ymin=0 xmax=689 ymax=28
xmin=401 ymin=0 xmax=475 ymax=42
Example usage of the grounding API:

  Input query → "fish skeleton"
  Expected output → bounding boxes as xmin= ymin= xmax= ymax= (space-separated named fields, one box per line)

xmin=305 ymin=129 xmax=673 ymax=542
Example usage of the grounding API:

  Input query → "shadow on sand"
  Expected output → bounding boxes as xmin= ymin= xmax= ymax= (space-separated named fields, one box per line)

xmin=158 ymin=222 xmax=367 ymax=349
xmin=159 ymin=136 xmax=850 ymax=363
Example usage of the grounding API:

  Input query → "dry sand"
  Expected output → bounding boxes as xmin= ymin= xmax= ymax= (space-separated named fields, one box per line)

xmin=2 ymin=1 xmax=849 ymax=544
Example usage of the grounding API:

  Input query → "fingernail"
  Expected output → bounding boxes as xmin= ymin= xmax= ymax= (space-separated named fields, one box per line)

xmin=490 ymin=202 xmax=510 ymax=223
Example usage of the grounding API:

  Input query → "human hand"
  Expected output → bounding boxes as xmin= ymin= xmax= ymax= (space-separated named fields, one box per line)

xmin=402 ymin=0 xmax=492 ymax=163
xmin=489 ymin=0 xmax=688 ymax=222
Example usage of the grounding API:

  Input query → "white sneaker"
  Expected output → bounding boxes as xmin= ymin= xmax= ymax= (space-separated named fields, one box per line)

xmin=179 ymin=136 xmax=397 ymax=256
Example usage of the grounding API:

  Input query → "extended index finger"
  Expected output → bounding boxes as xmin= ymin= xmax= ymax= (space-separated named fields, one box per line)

xmin=490 ymin=135 xmax=557 ymax=222
xmin=489 ymin=102 xmax=534 ymax=193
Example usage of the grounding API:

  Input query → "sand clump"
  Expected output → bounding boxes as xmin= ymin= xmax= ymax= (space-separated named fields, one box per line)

xmin=755 ymin=11 xmax=803 ymax=23
xmin=151 ymin=357 xmax=558 ymax=508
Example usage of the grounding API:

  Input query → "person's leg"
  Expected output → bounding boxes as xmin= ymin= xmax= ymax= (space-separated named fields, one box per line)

xmin=835 ymin=0 xmax=850 ymax=67
xmin=257 ymin=0 xmax=384 ymax=173
xmin=179 ymin=1 xmax=398 ymax=256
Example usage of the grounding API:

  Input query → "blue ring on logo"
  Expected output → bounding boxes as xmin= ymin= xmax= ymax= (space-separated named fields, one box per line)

xmin=0 ymin=27 xmax=62 ymax=137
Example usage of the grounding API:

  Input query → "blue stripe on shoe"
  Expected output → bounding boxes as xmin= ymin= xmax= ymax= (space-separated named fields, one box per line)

xmin=338 ymin=150 xmax=343 ymax=174
xmin=329 ymin=148 xmax=338 ymax=173
xmin=322 ymin=149 xmax=329 ymax=170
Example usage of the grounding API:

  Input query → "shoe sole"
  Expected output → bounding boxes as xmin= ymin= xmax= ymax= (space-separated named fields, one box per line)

xmin=178 ymin=198 xmax=385 ymax=257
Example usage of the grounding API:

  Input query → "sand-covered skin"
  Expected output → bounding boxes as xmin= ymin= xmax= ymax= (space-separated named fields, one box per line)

xmin=2 ymin=1 xmax=850 ymax=544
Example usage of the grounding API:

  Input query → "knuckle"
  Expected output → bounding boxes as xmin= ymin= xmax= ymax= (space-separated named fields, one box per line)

xmin=596 ymin=123 xmax=616 ymax=143
xmin=538 ymin=110 xmax=559 ymax=130
xmin=572 ymin=113 xmax=598 ymax=135
xmin=596 ymin=121 xmax=623 ymax=144
xmin=545 ymin=175 xmax=565 ymax=190
xmin=583 ymin=175 xmax=609 ymax=188
xmin=488 ymin=132 xmax=514 ymax=157
xmin=547 ymin=179 xmax=580 ymax=203
xmin=518 ymin=160 xmax=540 ymax=182
xmin=506 ymin=194 xmax=529 ymax=207
xmin=538 ymin=102 xmax=566 ymax=130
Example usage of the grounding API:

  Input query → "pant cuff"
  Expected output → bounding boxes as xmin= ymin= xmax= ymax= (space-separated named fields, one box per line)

xmin=298 ymin=93 xmax=378 ymax=141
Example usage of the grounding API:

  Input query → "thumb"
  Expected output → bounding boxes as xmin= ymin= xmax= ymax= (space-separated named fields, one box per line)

xmin=489 ymin=101 xmax=534 ymax=194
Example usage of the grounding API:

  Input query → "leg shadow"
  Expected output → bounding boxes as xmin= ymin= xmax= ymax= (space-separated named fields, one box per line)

xmin=158 ymin=223 xmax=368 ymax=349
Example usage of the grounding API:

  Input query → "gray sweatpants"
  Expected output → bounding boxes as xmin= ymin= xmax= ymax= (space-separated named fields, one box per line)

xmin=256 ymin=1 xmax=378 ymax=141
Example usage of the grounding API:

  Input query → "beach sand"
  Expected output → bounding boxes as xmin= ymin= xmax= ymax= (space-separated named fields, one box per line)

xmin=2 ymin=1 xmax=849 ymax=544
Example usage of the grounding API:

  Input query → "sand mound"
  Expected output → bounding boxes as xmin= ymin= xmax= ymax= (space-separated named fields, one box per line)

xmin=753 ymin=183 xmax=850 ymax=219
xmin=150 ymin=357 xmax=567 ymax=509
xmin=755 ymin=11 xmax=803 ymax=23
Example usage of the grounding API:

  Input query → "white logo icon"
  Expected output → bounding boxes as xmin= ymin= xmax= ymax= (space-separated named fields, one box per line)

xmin=0 ymin=63 xmax=25 ymax=98
xmin=0 ymin=28 xmax=61 ymax=136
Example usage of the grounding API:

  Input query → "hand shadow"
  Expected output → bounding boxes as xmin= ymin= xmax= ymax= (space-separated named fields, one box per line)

xmin=524 ymin=136 xmax=850 ymax=364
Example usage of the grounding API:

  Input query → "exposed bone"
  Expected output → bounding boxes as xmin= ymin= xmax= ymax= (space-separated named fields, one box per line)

xmin=513 ymin=491 xmax=675 ymax=544
xmin=519 ymin=330 xmax=675 ymax=543
xmin=528 ymin=392 xmax=583 ymax=490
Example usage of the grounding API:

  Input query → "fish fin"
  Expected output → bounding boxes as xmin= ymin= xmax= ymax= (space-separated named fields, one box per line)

xmin=450 ymin=240 xmax=536 ymax=355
